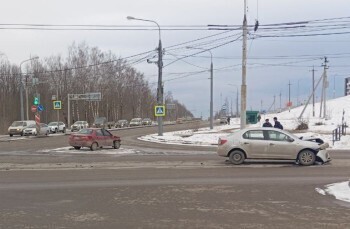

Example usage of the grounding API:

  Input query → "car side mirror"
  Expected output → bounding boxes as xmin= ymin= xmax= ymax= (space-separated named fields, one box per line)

xmin=288 ymin=138 xmax=294 ymax=142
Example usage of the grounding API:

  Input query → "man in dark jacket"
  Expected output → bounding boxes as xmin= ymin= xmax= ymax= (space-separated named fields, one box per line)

xmin=263 ymin=119 xmax=272 ymax=127
xmin=273 ymin=117 xmax=283 ymax=130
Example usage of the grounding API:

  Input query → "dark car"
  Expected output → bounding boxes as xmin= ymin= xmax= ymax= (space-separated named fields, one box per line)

xmin=115 ymin=120 xmax=129 ymax=128
xmin=142 ymin=118 xmax=152 ymax=126
xmin=69 ymin=128 xmax=121 ymax=151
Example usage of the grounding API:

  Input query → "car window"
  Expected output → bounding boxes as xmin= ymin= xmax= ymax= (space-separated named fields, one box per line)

xmin=78 ymin=129 xmax=93 ymax=135
xmin=96 ymin=129 xmax=104 ymax=136
xmin=243 ymin=130 xmax=265 ymax=140
xmin=102 ymin=129 xmax=112 ymax=136
xmin=268 ymin=130 xmax=290 ymax=142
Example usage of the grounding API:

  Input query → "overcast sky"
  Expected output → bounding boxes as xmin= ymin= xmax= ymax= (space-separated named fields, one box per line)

xmin=1 ymin=0 xmax=350 ymax=118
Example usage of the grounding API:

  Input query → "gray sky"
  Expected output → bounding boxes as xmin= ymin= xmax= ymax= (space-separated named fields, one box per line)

xmin=1 ymin=0 xmax=350 ymax=118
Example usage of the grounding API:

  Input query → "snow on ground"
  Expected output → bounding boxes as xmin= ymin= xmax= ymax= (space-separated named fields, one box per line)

xmin=316 ymin=181 xmax=350 ymax=203
xmin=139 ymin=95 xmax=350 ymax=149
xmin=39 ymin=146 xmax=139 ymax=155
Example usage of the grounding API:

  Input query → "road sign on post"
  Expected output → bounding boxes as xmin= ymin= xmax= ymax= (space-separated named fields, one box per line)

xmin=155 ymin=105 xmax=166 ymax=117
xmin=53 ymin=101 xmax=62 ymax=110
xmin=37 ymin=104 xmax=44 ymax=112
xmin=31 ymin=105 xmax=37 ymax=113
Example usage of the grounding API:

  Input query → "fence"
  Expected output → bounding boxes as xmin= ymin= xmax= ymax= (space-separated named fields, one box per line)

xmin=332 ymin=123 xmax=347 ymax=145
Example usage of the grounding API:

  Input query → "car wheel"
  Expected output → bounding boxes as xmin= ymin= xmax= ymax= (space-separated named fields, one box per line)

xmin=20 ymin=132 xmax=23 ymax=136
xmin=298 ymin=150 xmax=316 ymax=166
xmin=62 ymin=128 xmax=66 ymax=133
xmin=74 ymin=146 xmax=81 ymax=150
xmin=229 ymin=150 xmax=245 ymax=165
xmin=9 ymin=134 xmax=13 ymax=137
xmin=90 ymin=142 xmax=98 ymax=151
xmin=113 ymin=141 xmax=121 ymax=149
xmin=46 ymin=131 xmax=49 ymax=136
xmin=55 ymin=128 xmax=58 ymax=133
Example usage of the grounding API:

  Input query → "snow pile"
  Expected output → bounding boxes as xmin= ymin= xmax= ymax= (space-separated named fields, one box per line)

xmin=316 ymin=180 xmax=350 ymax=203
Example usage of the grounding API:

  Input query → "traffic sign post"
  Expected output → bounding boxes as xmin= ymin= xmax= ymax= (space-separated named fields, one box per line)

xmin=35 ymin=114 xmax=41 ymax=134
xmin=155 ymin=105 xmax=166 ymax=117
xmin=53 ymin=101 xmax=62 ymax=110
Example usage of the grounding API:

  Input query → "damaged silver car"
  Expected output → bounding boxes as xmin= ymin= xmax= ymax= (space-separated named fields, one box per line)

xmin=217 ymin=127 xmax=330 ymax=166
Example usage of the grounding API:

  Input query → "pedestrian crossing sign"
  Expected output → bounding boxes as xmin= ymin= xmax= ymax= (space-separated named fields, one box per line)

xmin=154 ymin=105 xmax=166 ymax=117
xmin=53 ymin=100 xmax=62 ymax=110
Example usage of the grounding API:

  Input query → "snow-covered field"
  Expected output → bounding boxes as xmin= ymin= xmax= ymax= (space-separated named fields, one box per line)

xmin=139 ymin=95 xmax=350 ymax=149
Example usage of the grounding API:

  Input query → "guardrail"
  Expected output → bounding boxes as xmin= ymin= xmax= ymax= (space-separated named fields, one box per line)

xmin=332 ymin=123 xmax=347 ymax=145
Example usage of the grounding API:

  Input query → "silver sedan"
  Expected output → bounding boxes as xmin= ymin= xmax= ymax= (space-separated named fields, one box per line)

xmin=217 ymin=127 xmax=330 ymax=166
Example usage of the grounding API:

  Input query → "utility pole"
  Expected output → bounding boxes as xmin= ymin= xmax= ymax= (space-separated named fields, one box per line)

xmin=260 ymin=100 xmax=263 ymax=112
xmin=273 ymin=95 xmax=276 ymax=112
xmin=240 ymin=0 xmax=248 ymax=129
xmin=288 ymin=81 xmax=291 ymax=112
xmin=310 ymin=67 xmax=317 ymax=117
xmin=322 ymin=57 xmax=329 ymax=119
xmin=279 ymin=91 xmax=282 ymax=112
xmin=236 ymin=89 xmax=239 ymax=117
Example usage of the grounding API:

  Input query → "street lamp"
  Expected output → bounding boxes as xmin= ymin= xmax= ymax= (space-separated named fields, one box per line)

xmin=127 ymin=16 xmax=164 ymax=136
xmin=228 ymin=84 xmax=239 ymax=118
xmin=186 ymin=46 xmax=214 ymax=129
xmin=19 ymin=56 xmax=39 ymax=120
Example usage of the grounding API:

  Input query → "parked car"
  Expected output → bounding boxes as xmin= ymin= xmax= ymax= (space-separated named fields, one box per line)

xmin=142 ymin=118 xmax=152 ymax=126
xmin=69 ymin=128 xmax=121 ymax=151
xmin=107 ymin=121 xmax=115 ymax=129
xmin=71 ymin=121 xmax=89 ymax=132
xmin=115 ymin=120 xmax=129 ymax=128
xmin=92 ymin=117 xmax=107 ymax=129
xmin=129 ymin=118 xmax=142 ymax=127
xmin=8 ymin=120 xmax=36 ymax=137
xmin=23 ymin=123 xmax=50 ymax=136
xmin=217 ymin=127 xmax=330 ymax=166
xmin=48 ymin=121 xmax=66 ymax=133
xmin=219 ymin=117 xmax=228 ymax=124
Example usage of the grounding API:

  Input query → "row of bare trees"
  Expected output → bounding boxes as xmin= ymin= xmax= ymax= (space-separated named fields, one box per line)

xmin=0 ymin=42 xmax=193 ymax=134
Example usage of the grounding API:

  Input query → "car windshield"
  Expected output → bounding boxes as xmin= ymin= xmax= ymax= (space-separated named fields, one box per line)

xmin=77 ymin=129 xmax=93 ymax=135
xmin=131 ymin=118 xmax=141 ymax=122
xmin=48 ymin=122 xmax=57 ymax=126
xmin=27 ymin=124 xmax=36 ymax=128
xmin=11 ymin=121 xmax=24 ymax=127
xmin=94 ymin=118 xmax=106 ymax=124
xmin=75 ymin=121 xmax=83 ymax=124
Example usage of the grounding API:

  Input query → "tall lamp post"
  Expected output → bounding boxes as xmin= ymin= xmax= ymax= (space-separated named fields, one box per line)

xmin=127 ymin=16 xmax=164 ymax=136
xmin=19 ymin=56 xmax=39 ymax=121
xmin=228 ymin=84 xmax=239 ymax=118
xmin=186 ymin=47 xmax=213 ymax=129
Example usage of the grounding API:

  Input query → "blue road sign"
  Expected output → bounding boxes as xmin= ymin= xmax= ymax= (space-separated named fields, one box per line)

xmin=154 ymin=105 xmax=166 ymax=117
xmin=37 ymin=104 xmax=44 ymax=112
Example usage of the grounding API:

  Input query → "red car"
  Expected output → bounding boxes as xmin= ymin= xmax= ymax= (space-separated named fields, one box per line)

xmin=69 ymin=128 xmax=121 ymax=151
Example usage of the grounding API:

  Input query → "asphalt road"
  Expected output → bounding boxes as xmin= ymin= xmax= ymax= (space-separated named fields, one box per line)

xmin=0 ymin=121 xmax=349 ymax=228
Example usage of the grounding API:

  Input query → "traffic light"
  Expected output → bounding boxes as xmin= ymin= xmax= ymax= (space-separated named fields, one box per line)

xmin=34 ymin=97 xmax=39 ymax=105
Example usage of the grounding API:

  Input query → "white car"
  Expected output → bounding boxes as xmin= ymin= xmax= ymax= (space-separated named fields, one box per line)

xmin=217 ymin=127 xmax=330 ymax=166
xmin=48 ymin=121 xmax=66 ymax=133
xmin=23 ymin=123 xmax=50 ymax=136
xmin=71 ymin=121 xmax=89 ymax=132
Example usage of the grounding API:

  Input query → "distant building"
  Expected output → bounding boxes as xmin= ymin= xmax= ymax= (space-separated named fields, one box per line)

xmin=345 ymin=77 xmax=350 ymax=96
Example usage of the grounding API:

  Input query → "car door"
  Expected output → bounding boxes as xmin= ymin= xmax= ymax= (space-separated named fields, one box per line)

xmin=241 ymin=130 xmax=269 ymax=158
xmin=102 ymin=129 xmax=114 ymax=146
xmin=95 ymin=129 xmax=106 ymax=147
xmin=265 ymin=130 xmax=296 ymax=159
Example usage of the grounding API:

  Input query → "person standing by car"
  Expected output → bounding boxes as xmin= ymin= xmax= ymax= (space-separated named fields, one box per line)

xmin=273 ymin=117 xmax=283 ymax=130
xmin=227 ymin=116 xmax=231 ymax=125
xmin=262 ymin=119 xmax=272 ymax=127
